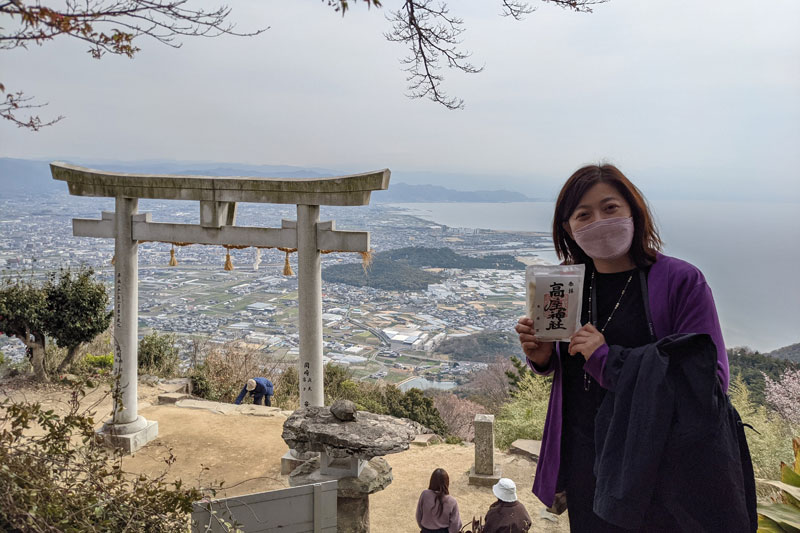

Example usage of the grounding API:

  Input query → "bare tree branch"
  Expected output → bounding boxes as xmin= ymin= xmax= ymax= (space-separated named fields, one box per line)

xmin=384 ymin=1 xmax=607 ymax=110
xmin=500 ymin=1 xmax=535 ymax=20
xmin=501 ymin=0 xmax=609 ymax=19
xmin=0 ymin=85 xmax=64 ymax=131
xmin=386 ymin=0 xmax=483 ymax=110
xmin=545 ymin=0 xmax=609 ymax=13
xmin=0 ymin=0 xmax=267 ymax=130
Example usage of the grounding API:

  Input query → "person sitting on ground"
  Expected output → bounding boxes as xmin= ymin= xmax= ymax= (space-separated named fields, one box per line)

xmin=415 ymin=468 xmax=462 ymax=533
xmin=234 ymin=377 xmax=273 ymax=406
xmin=483 ymin=478 xmax=531 ymax=533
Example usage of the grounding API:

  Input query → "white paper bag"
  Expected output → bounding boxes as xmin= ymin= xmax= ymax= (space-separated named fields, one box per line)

xmin=525 ymin=264 xmax=585 ymax=342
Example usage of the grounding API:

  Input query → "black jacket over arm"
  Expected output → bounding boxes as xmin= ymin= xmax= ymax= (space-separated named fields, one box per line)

xmin=593 ymin=333 xmax=757 ymax=532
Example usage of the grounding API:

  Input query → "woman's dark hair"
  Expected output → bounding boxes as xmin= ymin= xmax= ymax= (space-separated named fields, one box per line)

xmin=428 ymin=468 xmax=450 ymax=517
xmin=553 ymin=164 xmax=662 ymax=267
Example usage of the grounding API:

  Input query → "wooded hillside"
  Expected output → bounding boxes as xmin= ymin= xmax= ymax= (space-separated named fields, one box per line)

xmin=322 ymin=247 xmax=523 ymax=290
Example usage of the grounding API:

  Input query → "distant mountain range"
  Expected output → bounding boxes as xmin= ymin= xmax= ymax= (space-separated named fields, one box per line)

xmin=0 ymin=158 xmax=537 ymax=203
xmin=765 ymin=342 xmax=800 ymax=363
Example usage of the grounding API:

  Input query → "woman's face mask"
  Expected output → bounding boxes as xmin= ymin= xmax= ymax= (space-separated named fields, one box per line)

xmin=567 ymin=182 xmax=635 ymax=261
xmin=573 ymin=216 xmax=634 ymax=260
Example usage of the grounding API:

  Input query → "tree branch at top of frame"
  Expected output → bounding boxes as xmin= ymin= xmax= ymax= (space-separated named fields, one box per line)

xmin=386 ymin=0 xmax=483 ymax=111
xmin=383 ymin=0 xmax=608 ymax=110
xmin=0 ymin=0 xmax=267 ymax=131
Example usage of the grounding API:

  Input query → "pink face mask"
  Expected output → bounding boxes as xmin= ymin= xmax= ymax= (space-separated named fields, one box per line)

xmin=572 ymin=217 xmax=634 ymax=261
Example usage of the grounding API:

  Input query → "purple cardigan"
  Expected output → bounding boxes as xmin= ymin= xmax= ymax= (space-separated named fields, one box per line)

xmin=527 ymin=254 xmax=729 ymax=507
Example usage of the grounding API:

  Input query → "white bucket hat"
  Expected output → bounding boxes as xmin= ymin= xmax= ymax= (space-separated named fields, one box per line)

xmin=492 ymin=478 xmax=518 ymax=502
xmin=246 ymin=379 xmax=257 ymax=391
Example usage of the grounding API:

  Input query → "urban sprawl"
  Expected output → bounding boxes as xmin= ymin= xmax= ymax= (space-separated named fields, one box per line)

xmin=0 ymin=193 xmax=555 ymax=391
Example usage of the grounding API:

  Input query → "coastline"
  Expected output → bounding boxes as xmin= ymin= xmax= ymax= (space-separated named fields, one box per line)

xmin=383 ymin=201 xmax=800 ymax=353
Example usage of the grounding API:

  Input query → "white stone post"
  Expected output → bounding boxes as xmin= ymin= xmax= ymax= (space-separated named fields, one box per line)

xmin=101 ymin=196 xmax=157 ymax=453
xmin=297 ymin=204 xmax=324 ymax=409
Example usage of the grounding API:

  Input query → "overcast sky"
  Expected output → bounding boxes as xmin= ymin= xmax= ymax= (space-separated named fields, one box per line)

xmin=1 ymin=0 xmax=799 ymax=198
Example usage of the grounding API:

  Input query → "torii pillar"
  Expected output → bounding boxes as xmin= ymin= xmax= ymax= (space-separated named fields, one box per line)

xmin=51 ymin=162 xmax=390 ymax=454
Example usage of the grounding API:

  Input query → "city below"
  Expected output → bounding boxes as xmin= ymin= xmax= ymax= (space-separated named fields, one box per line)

xmin=0 ymin=191 xmax=556 ymax=389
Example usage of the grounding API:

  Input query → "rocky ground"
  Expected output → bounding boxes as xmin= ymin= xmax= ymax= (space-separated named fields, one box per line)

xmin=0 ymin=378 xmax=570 ymax=532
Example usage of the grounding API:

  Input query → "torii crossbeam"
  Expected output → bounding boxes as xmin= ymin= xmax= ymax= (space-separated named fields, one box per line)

xmin=51 ymin=162 xmax=390 ymax=453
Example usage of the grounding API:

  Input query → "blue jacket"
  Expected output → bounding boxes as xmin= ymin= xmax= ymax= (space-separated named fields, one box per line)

xmin=234 ymin=377 xmax=274 ymax=405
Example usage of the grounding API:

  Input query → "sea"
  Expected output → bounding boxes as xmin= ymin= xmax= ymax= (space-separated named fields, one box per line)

xmin=389 ymin=201 xmax=800 ymax=354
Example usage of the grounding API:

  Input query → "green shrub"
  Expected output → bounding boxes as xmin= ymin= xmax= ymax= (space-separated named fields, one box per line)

xmin=384 ymin=387 xmax=448 ymax=435
xmin=495 ymin=373 xmax=552 ymax=449
xmin=138 ymin=331 xmax=180 ymax=377
xmin=84 ymin=353 xmax=114 ymax=371
xmin=190 ymin=372 xmax=213 ymax=400
xmin=0 ymin=386 xmax=218 ymax=532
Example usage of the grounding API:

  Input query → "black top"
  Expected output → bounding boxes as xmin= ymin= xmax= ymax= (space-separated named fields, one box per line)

xmin=559 ymin=265 xmax=652 ymax=484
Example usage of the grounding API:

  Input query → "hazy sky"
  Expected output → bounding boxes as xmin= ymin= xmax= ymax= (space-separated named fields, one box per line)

xmin=1 ymin=0 xmax=799 ymax=198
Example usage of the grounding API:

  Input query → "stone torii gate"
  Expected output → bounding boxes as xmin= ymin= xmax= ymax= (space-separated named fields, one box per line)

xmin=51 ymin=162 xmax=390 ymax=453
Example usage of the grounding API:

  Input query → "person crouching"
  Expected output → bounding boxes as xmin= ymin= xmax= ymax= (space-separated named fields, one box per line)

xmin=234 ymin=377 xmax=273 ymax=406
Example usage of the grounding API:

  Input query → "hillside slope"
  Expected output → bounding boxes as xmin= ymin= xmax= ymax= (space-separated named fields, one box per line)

xmin=766 ymin=342 xmax=800 ymax=363
xmin=0 ymin=380 xmax=569 ymax=532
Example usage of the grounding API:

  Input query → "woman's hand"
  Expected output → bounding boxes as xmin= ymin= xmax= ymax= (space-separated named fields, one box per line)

xmin=568 ymin=323 xmax=606 ymax=361
xmin=515 ymin=317 xmax=554 ymax=367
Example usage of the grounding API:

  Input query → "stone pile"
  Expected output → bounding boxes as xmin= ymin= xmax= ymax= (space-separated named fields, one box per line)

xmin=283 ymin=400 xmax=424 ymax=532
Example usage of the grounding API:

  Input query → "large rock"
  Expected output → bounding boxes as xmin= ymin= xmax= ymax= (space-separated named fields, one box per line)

xmin=330 ymin=399 xmax=357 ymax=421
xmin=509 ymin=439 xmax=541 ymax=462
xmin=282 ymin=406 xmax=421 ymax=459
xmin=289 ymin=456 xmax=393 ymax=498
xmin=289 ymin=456 xmax=393 ymax=533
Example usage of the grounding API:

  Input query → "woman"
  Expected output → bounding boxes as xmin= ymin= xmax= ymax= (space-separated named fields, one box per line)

xmin=415 ymin=468 xmax=462 ymax=533
xmin=515 ymin=164 xmax=755 ymax=531
xmin=483 ymin=478 xmax=531 ymax=533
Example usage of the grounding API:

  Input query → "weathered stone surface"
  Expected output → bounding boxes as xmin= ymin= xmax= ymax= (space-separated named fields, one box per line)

xmin=289 ymin=456 xmax=393 ymax=498
xmin=140 ymin=374 xmax=161 ymax=386
xmin=100 ymin=420 xmax=158 ymax=455
xmin=336 ymin=457 xmax=392 ymax=498
xmin=330 ymin=399 xmax=357 ymax=421
xmin=509 ymin=439 xmax=541 ymax=462
xmin=468 ymin=465 xmax=502 ymax=487
xmin=282 ymin=406 xmax=421 ymax=460
xmin=411 ymin=433 xmax=441 ymax=446
xmin=51 ymin=162 xmax=391 ymax=207
xmin=174 ymin=399 xmax=282 ymax=417
xmin=337 ymin=495 xmax=369 ymax=533
xmin=158 ymin=377 xmax=191 ymax=394
xmin=158 ymin=392 xmax=190 ymax=404
xmin=474 ymin=414 xmax=495 ymax=476
xmin=280 ymin=450 xmax=307 ymax=476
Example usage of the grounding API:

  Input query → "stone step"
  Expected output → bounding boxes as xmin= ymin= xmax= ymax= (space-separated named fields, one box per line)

xmin=158 ymin=392 xmax=192 ymax=404
xmin=411 ymin=433 xmax=441 ymax=446
xmin=157 ymin=377 xmax=191 ymax=394
xmin=509 ymin=439 xmax=541 ymax=462
xmin=173 ymin=398 xmax=284 ymax=417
